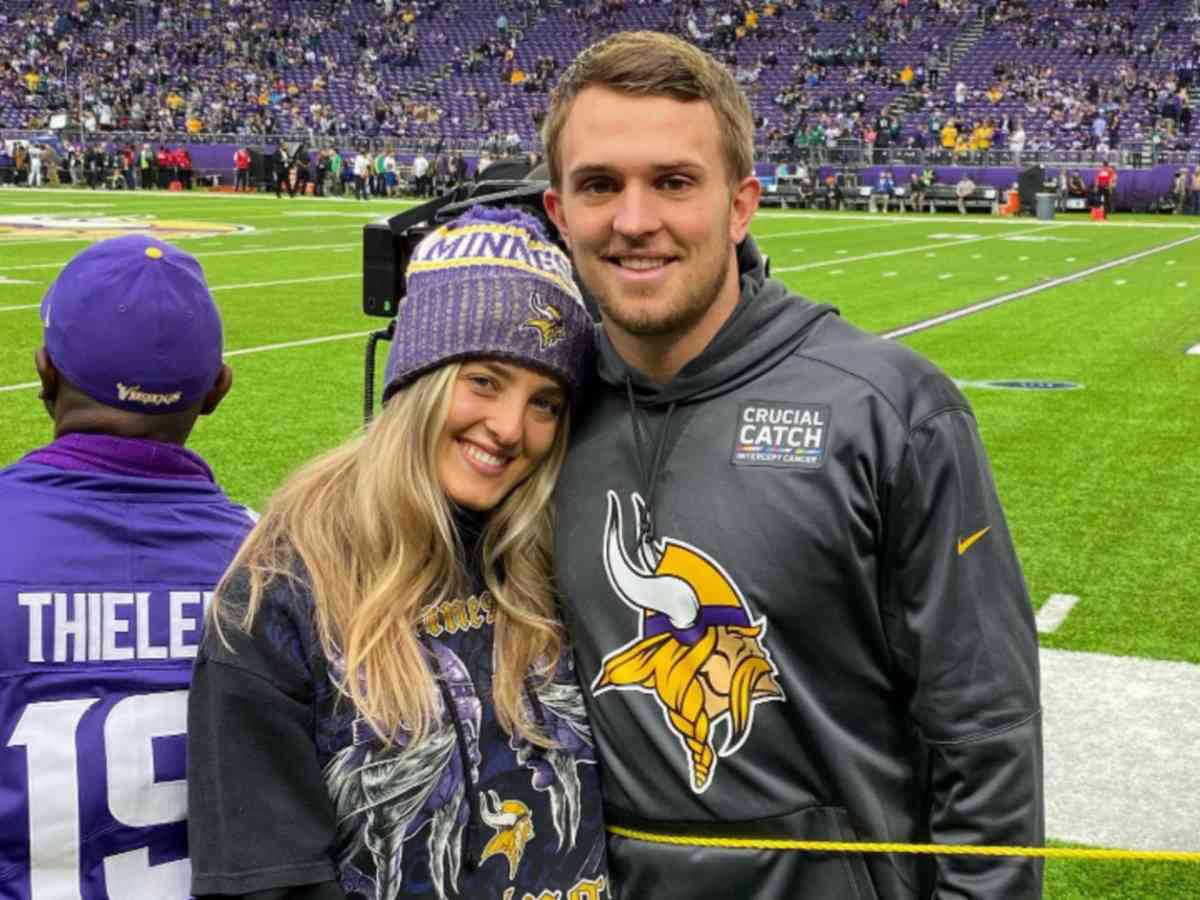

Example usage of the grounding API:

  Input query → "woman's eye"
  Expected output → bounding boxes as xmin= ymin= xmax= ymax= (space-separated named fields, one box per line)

xmin=468 ymin=375 xmax=496 ymax=391
xmin=530 ymin=396 xmax=562 ymax=417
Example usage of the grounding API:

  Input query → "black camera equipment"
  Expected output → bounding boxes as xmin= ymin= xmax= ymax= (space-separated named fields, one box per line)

xmin=359 ymin=172 xmax=580 ymax=425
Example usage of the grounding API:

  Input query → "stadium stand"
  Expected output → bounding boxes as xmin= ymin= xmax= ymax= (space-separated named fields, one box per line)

xmin=0 ymin=0 xmax=1197 ymax=204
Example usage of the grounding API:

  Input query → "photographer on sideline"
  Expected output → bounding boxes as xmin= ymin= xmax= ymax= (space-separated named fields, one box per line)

xmin=541 ymin=30 xmax=1044 ymax=900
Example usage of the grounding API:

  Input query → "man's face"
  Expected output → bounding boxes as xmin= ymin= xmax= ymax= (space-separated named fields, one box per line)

xmin=544 ymin=87 xmax=759 ymax=356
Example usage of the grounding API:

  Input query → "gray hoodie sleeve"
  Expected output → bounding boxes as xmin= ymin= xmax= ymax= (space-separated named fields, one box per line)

xmin=881 ymin=406 xmax=1045 ymax=899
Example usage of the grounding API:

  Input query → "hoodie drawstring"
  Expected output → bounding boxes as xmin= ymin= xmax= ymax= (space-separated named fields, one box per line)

xmin=625 ymin=375 xmax=677 ymax=546
xmin=426 ymin=643 xmax=482 ymax=872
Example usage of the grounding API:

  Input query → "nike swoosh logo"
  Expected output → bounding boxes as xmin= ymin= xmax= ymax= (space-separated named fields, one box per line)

xmin=957 ymin=526 xmax=991 ymax=556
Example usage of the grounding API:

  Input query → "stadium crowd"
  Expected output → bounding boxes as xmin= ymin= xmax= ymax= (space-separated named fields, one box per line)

xmin=0 ymin=0 xmax=1196 ymax=172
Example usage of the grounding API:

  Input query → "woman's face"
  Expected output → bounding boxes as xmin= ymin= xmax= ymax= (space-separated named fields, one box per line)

xmin=437 ymin=359 xmax=565 ymax=511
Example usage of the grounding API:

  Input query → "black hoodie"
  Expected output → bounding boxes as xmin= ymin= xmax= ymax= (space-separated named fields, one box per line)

xmin=555 ymin=237 xmax=1044 ymax=900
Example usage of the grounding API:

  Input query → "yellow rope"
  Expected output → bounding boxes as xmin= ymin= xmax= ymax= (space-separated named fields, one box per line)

xmin=606 ymin=825 xmax=1200 ymax=863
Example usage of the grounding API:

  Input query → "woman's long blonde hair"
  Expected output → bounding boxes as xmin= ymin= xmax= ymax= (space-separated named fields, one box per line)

xmin=212 ymin=362 xmax=569 ymax=747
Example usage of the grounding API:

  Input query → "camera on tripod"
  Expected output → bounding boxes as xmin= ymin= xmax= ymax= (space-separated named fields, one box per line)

xmin=362 ymin=178 xmax=560 ymax=319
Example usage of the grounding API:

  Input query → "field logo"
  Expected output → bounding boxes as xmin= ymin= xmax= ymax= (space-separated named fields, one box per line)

xmin=0 ymin=214 xmax=250 ymax=241
xmin=595 ymin=491 xmax=784 ymax=793
xmin=956 ymin=379 xmax=1082 ymax=391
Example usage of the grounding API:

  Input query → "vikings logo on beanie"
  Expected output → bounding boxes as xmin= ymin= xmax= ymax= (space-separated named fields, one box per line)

xmin=39 ymin=235 xmax=223 ymax=414
xmin=382 ymin=206 xmax=594 ymax=403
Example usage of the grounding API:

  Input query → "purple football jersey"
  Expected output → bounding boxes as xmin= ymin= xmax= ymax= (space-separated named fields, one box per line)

xmin=0 ymin=437 xmax=252 ymax=900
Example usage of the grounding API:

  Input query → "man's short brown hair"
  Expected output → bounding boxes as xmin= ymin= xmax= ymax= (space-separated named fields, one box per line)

xmin=540 ymin=31 xmax=755 ymax=187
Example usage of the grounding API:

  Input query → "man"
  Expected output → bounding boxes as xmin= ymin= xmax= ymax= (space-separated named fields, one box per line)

xmin=542 ymin=31 xmax=1043 ymax=900
xmin=956 ymin=172 xmax=977 ymax=214
xmin=1095 ymin=159 xmax=1117 ymax=215
xmin=352 ymin=149 xmax=370 ymax=200
xmin=233 ymin=146 xmax=251 ymax=192
xmin=0 ymin=235 xmax=253 ymax=898
xmin=27 ymin=142 xmax=43 ymax=188
xmin=411 ymin=150 xmax=430 ymax=196
xmin=908 ymin=168 xmax=928 ymax=213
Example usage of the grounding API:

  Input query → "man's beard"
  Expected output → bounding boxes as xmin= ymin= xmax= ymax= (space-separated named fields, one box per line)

xmin=584 ymin=239 xmax=731 ymax=340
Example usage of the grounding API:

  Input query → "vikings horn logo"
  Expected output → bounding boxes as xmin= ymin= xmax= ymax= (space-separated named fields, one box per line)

xmin=595 ymin=491 xmax=785 ymax=793
xmin=521 ymin=292 xmax=565 ymax=350
xmin=479 ymin=791 xmax=535 ymax=880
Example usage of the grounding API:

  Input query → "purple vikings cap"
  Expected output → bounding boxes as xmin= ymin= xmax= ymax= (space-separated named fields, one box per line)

xmin=40 ymin=234 xmax=223 ymax=414
xmin=382 ymin=205 xmax=594 ymax=404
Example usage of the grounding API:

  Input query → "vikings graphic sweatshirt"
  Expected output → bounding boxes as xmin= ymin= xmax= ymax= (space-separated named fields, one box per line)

xmin=554 ymin=237 xmax=1044 ymax=900
xmin=187 ymin=510 xmax=608 ymax=900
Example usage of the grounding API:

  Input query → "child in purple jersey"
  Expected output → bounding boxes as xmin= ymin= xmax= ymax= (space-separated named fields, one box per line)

xmin=0 ymin=235 xmax=253 ymax=900
xmin=187 ymin=207 xmax=609 ymax=900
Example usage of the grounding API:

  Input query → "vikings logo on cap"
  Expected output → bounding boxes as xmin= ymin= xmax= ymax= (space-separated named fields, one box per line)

xmin=595 ymin=491 xmax=785 ymax=793
xmin=521 ymin=292 xmax=565 ymax=350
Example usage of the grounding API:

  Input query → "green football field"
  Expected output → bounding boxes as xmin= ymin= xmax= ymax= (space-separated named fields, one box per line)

xmin=1 ymin=188 xmax=1197 ymax=897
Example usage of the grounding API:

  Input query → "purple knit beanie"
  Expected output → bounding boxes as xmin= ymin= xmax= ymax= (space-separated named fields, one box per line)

xmin=382 ymin=205 xmax=594 ymax=403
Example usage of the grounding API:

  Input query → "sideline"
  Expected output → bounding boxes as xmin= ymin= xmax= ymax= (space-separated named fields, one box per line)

xmin=773 ymin=224 xmax=1058 ymax=273
xmin=881 ymin=233 xmax=1200 ymax=339
xmin=756 ymin=209 xmax=1200 ymax=231
xmin=1041 ymin=647 xmax=1200 ymax=851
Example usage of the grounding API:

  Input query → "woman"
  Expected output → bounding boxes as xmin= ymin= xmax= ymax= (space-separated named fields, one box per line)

xmin=187 ymin=207 xmax=607 ymax=900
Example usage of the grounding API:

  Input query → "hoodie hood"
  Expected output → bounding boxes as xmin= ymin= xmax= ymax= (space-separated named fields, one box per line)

xmin=594 ymin=236 xmax=837 ymax=406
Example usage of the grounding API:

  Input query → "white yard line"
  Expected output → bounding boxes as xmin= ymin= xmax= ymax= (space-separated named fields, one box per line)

xmin=1042 ymin=648 xmax=1200 ymax=851
xmin=0 ymin=242 xmax=359 ymax=271
xmin=754 ymin=222 xmax=910 ymax=240
xmin=774 ymin=224 xmax=1056 ymax=274
xmin=755 ymin=209 xmax=1200 ymax=230
xmin=210 ymin=273 xmax=359 ymax=291
xmin=1 ymin=271 xmax=358 ymax=312
xmin=882 ymin=233 xmax=1200 ymax=339
xmin=223 ymin=330 xmax=373 ymax=357
xmin=0 ymin=222 xmax=369 ymax=247
xmin=0 ymin=329 xmax=374 ymax=393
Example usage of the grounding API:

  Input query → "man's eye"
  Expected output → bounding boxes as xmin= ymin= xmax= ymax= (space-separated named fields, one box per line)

xmin=660 ymin=177 xmax=691 ymax=192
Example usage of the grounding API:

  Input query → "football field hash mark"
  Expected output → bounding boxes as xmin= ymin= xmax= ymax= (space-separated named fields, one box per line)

xmin=882 ymin=271 xmax=898 ymax=277
xmin=882 ymin=232 xmax=1200 ymax=339
xmin=938 ymin=274 xmax=953 ymax=280
xmin=1036 ymin=594 xmax=1080 ymax=633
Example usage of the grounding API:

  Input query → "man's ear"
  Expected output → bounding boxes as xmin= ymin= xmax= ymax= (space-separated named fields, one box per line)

xmin=729 ymin=176 xmax=762 ymax=244
xmin=34 ymin=347 xmax=58 ymax=419
xmin=543 ymin=187 xmax=571 ymax=250
xmin=200 ymin=364 xmax=233 ymax=416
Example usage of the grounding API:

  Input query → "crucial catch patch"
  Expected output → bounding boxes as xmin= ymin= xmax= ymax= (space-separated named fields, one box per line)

xmin=732 ymin=401 xmax=829 ymax=469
